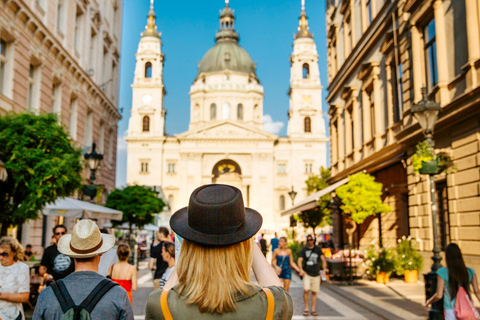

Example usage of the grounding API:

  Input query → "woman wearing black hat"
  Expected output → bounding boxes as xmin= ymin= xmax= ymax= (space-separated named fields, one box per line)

xmin=145 ymin=184 xmax=293 ymax=320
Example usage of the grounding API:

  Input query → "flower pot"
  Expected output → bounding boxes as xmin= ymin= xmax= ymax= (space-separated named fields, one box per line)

xmin=419 ymin=160 xmax=440 ymax=175
xmin=376 ymin=272 xmax=389 ymax=284
xmin=404 ymin=270 xmax=418 ymax=283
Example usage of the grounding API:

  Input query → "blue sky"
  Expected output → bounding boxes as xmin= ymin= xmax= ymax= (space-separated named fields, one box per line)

xmin=116 ymin=0 xmax=329 ymax=187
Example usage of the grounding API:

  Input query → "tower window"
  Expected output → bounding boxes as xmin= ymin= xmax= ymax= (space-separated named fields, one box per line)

xmin=279 ymin=195 xmax=285 ymax=211
xmin=210 ymin=103 xmax=217 ymax=120
xmin=225 ymin=52 xmax=231 ymax=61
xmin=305 ymin=163 xmax=313 ymax=173
xmin=141 ymin=162 xmax=149 ymax=173
xmin=168 ymin=163 xmax=176 ymax=173
xmin=145 ymin=62 xmax=152 ymax=78
xmin=142 ymin=116 xmax=150 ymax=132
xmin=277 ymin=164 xmax=286 ymax=174
xmin=302 ymin=63 xmax=310 ymax=79
xmin=304 ymin=117 xmax=312 ymax=133
xmin=237 ymin=104 xmax=243 ymax=120
xmin=222 ymin=103 xmax=231 ymax=120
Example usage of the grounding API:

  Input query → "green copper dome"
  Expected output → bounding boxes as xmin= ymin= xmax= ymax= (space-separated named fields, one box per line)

xmin=198 ymin=42 xmax=256 ymax=75
xmin=197 ymin=2 xmax=257 ymax=77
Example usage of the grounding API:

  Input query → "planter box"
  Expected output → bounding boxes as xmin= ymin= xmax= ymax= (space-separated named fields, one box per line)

xmin=404 ymin=270 xmax=418 ymax=283
xmin=419 ymin=160 xmax=440 ymax=175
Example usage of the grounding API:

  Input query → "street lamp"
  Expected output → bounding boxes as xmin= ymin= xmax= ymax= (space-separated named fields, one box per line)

xmin=411 ymin=87 xmax=442 ymax=320
xmin=0 ymin=152 xmax=7 ymax=182
xmin=83 ymin=142 xmax=103 ymax=200
xmin=288 ymin=186 xmax=297 ymax=205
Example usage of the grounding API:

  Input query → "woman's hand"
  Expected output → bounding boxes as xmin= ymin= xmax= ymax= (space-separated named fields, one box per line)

xmin=274 ymin=265 xmax=282 ymax=275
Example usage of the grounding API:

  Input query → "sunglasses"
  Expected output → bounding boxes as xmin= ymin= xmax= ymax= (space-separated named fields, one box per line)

xmin=55 ymin=232 xmax=66 ymax=236
xmin=307 ymin=239 xmax=314 ymax=242
xmin=0 ymin=252 xmax=10 ymax=257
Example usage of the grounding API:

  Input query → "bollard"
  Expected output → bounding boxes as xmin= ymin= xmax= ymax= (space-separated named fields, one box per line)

xmin=424 ymin=272 xmax=444 ymax=320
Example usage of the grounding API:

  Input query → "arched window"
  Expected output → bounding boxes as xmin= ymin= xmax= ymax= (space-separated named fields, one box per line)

xmin=142 ymin=116 xmax=150 ymax=132
xmin=302 ymin=63 xmax=310 ymax=79
xmin=279 ymin=195 xmax=285 ymax=211
xmin=168 ymin=195 xmax=174 ymax=209
xmin=145 ymin=62 xmax=152 ymax=78
xmin=304 ymin=117 xmax=311 ymax=133
xmin=222 ymin=103 xmax=231 ymax=119
xmin=237 ymin=104 xmax=243 ymax=120
xmin=210 ymin=103 xmax=217 ymax=120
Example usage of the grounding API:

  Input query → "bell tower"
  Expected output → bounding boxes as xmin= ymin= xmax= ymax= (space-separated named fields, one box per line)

xmin=287 ymin=0 xmax=325 ymax=139
xmin=128 ymin=0 xmax=166 ymax=138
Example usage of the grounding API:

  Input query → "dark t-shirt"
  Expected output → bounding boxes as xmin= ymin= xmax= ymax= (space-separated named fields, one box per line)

xmin=259 ymin=239 xmax=267 ymax=252
xmin=299 ymin=245 xmax=324 ymax=277
xmin=40 ymin=245 xmax=75 ymax=281
xmin=151 ymin=241 xmax=168 ymax=280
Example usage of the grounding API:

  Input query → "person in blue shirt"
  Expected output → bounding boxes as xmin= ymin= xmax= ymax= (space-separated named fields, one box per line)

xmin=426 ymin=243 xmax=480 ymax=320
xmin=270 ymin=232 xmax=279 ymax=252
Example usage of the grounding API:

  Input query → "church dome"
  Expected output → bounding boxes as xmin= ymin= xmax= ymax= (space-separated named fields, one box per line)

xmin=198 ymin=42 xmax=256 ymax=75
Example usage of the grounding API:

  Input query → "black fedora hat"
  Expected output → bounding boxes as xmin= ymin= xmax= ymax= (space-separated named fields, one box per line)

xmin=170 ymin=184 xmax=263 ymax=246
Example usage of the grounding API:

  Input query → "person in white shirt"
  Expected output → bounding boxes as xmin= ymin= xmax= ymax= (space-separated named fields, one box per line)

xmin=0 ymin=237 xmax=30 ymax=320
xmin=159 ymin=242 xmax=175 ymax=290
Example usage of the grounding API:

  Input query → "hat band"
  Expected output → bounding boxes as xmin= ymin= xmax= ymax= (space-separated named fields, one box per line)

xmin=191 ymin=222 xmax=244 ymax=235
xmin=70 ymin=238 xmax=103 ymax=254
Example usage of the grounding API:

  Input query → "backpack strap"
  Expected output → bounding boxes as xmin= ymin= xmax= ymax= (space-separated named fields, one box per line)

xmin=80 ymin=279 xmax=119 ymax=314
xmin=50 ymin=280 xmax=76 ymax=314
xmin=263 ymin=288 xmax=275 ymax=320
xmin=160 ymin=289 xmax=173 ymax=320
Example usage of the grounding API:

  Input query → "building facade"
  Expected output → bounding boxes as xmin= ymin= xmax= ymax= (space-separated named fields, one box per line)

xmin=326 ymin=0 xmax=480 ymax=273
xmin=126 ymin=2 xmax=328 ymax=230
xmin=0 ymin=0 xmax=122 ymax=252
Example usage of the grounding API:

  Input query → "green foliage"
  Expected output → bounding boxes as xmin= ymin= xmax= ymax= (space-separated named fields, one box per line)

xmin=363 ymin=246 xmax=396 ymax=276
xmin=288 ymin=241 xmax=303 ymax=263
xmin=298 ymin=167 xmax=331 ymax=232
xmin=0 ymin=113 xmax=83 ymax=235
xmin=336 ymin=173 xmax=391 ymax=224
xmin=412 ymin=141 xmax=455 ymax=174
xmin=106 ymin=185 xmax=165 ymax=233
xmin=394 ymin=236 xmax=423 ymax=275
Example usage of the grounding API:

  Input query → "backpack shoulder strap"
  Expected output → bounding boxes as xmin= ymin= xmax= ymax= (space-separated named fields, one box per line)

xmin=263 ymin=288 xmax=275 ymax=320
xmin=80 ymin=279 xmax=119 ymax=314
xmin=160 ymin=289 xmax=173 ymax=320
xmin=50 ymin=280 xmax=75 ymax=314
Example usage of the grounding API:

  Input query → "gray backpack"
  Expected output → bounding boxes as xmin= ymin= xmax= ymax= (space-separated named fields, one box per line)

xmin=50 ymin=279 xmax=118 ymax=320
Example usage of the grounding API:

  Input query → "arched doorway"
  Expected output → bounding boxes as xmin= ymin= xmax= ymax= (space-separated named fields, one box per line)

xmin=212 ymin=159 xmax=242 ymax=190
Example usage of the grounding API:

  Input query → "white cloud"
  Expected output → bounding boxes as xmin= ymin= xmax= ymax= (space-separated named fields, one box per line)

xmin=263 ymin=114 xmax=284 ymax=135
xmin=117 ymin=130 xmax=128 ymax=151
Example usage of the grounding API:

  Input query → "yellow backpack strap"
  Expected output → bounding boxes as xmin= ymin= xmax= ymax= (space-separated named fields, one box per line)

xmin=160 ymin=289 xmax=173 ymax=320
xmin=263 ymin=287 xmax=275 ymax=320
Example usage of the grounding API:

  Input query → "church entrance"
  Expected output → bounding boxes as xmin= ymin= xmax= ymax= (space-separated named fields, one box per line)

xmin=212 ymin=159 xmax=242 ymax=190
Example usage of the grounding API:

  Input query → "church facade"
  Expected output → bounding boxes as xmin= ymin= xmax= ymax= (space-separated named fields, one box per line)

xmin=126 ymin=2 xmax=327 ymax=230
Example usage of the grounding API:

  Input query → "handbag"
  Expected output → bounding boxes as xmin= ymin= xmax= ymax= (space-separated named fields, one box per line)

xmin=274 ymin=255 xmax=287 ymax=276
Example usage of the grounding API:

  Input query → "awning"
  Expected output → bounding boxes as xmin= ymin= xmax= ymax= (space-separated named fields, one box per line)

xmin=43 ymin=198 xmax=123 ymax=221
xmin=102 ymin=222 xmax=158 ymax=232
xmin=280 ymin=177 xmax=350 ymax=217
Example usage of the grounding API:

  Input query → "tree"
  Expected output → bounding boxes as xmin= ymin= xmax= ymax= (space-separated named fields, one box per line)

xmin=0 ymin=113 xmax=83 ymax=235
xmin=336 ymin=172 xmax=391 ymax=245
xmin=106 ymin=185 xmax=165 ymax=235
xmin=297 ymin=167 xmax=331 ymax=234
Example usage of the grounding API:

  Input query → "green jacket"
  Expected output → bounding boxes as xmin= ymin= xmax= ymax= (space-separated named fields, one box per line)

xmin=145 ymin=284 xmax=293 ymax=320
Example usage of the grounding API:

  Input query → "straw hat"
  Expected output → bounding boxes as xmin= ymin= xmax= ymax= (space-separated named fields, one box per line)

xmin=170 ymin=184 xmax=263 ymax=246
xmin=58 ymin=219 xmax=115 ymax=258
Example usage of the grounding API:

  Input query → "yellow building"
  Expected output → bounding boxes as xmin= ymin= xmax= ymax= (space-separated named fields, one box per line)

xmin=326 ymin=0 xmax=480 ymax=274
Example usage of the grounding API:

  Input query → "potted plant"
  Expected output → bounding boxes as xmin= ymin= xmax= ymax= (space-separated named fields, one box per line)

xmin=364 ymin=246 xmax=395 ymax=284
xmin=395 ymin=236 xmax=423 ymax=283
xmin=412 ymin=141 xmax=455 ymax=175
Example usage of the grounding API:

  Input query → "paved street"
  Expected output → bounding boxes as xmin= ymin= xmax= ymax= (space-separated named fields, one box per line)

xmin=132 ymin=261 xmax=429 ymax=319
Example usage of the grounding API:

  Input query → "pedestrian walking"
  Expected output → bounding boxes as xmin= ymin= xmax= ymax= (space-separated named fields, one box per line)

xmin=108 ymin=244 xmax=138 ymax=304
xmin=270 ymin=232 xmax=279 ymax=252
xmin=426 ymin=243 xmax=480 ymax=320
xmin=297 ymin=235 xmax=327 ymax=317
xmin=145 ymin=184 xmax=293 ymax=319
xmin=38 ymin=225 xmax=74 ymax=290
xmin=259 ymin=234 xmax=268 ymax=257
xmin=32 ymin=219 xmax=134 ymax=320
xmin=23 ymin=244 xmax=36 ymax=261
xmin=271 ymin=237 xmax=301 ymax=292
xmin=98 ymin=228 xmax=119 ymax=277
xmin=158 ymin=241 xmax=175 ymax=290
xmin=149 ymin=227 xmax=170 ymax=290
xmin=0 ymin=237 xmax=30 ymax=320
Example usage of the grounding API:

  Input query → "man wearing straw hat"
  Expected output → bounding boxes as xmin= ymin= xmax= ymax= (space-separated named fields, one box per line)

xmin=32 ymin=219 xmax=134 ymax=320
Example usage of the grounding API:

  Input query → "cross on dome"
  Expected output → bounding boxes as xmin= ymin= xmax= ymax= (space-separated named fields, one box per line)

xmin=301 ymin=0 xmax=305 ymax=11
xmin=150 ymin=0 xmax=154 ymax=9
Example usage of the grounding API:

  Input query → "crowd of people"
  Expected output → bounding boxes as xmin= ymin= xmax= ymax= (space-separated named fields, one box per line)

xmin=1 ymin=183 xmax=479 ymax=319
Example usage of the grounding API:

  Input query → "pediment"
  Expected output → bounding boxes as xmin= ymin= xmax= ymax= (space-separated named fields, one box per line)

xmin=177 ymin=121 xmax=278 ymax=140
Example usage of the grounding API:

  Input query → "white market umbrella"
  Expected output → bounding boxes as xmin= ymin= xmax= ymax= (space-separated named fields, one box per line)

xmin=43 ymin=198 xmax=123 ymax=221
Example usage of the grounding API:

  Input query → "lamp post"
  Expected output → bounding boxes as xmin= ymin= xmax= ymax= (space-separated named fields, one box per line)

xmin=288 ymin=186 xmax=298 ymax=235
xmin=0 ymin=152 xmax=7 ymax=182
xmin=288 ymin=186 xmax=297 ymax=205
xmin=83 ymin=142 xmax=103 ymax=201
xmin=411 ymin=87 xmax=442 ymax=320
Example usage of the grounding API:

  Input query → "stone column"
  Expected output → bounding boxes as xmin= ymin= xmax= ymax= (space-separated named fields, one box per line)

xmin=362 ymin=89 xmax=371 ymax=147
xmin=464 ymin=0 xmax=480 ymax=90
xmin=337 ymin=108 xmax=345 ymax=172
xmin=351 ymin=88 xmax=361 ymax=162
xmin=410 ymin=25 xmax=423 ymax=103
xmin=433 ymin=0 xmax=449 ymax=105
xmin=385 ymin=63 xmax=395 ymax=144
xmin=330 ymin=114 xmax=338 ymax=168
xmin=372 ymin=69 xmax=383 ymax=151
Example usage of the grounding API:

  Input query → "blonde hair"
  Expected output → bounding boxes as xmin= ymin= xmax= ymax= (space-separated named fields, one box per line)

xmin=0 ymin=237 xmax=25 ymax=262
xmin=176 ymin=238 xmax=254 ymax=314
